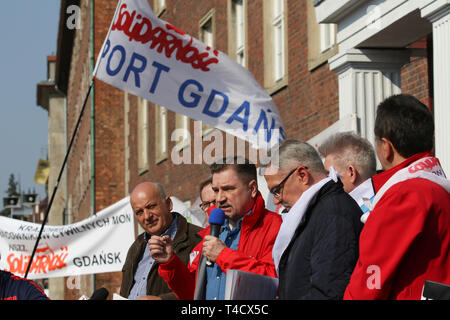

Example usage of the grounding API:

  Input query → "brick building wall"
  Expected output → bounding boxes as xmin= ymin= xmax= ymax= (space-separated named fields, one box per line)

xmin=125 ymin=1 xmax=433 ymax=206
xmin=401 ymin=36 xmax=433 ymax=110
xmin=91 ymin=0 xmax=125 ymax=297
xmin=59 ymin=0 xmax=434 ymax=299
xmin=64 ymin=0 xmax=124 ymax=299
xmin=64 ymin=0 xmax=95 ymax=300
xmin=127 ymin=0 xmax=340 ymax=205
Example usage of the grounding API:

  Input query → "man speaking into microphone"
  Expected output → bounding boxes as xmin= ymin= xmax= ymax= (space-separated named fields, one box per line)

xmin=149 ymin=157 xmax=282 ymax=300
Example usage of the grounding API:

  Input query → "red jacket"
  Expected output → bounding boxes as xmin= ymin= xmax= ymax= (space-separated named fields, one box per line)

xmin=344 ymin=152 xmax=450 ymax=300
xmin=158 ymin=192 xmax=282 ymax=300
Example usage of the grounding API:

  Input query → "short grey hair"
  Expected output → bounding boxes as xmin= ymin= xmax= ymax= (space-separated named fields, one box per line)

xmin=318 ymin=132 xmax=376 ymax=180
xmin=265 ymin=139 xmax=326 ymax=174
xmin=154 ymin=182 xmax=167 ymax=200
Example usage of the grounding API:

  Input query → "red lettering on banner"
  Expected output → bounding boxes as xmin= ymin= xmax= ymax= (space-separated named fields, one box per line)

xmin=111 ymin=3 xmax=219 ymax=72
xmin=6 ymin=246 xmax=69 ymax=276
xmin=408 ymin=158 xmax=439 ymax=174
xmin=166 ymin=23 xmax=185 ymax=36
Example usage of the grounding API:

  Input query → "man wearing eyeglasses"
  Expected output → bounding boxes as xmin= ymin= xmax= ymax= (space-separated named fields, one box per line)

xmin=198 ymin=178 xmax=216 ymax=227
xmin=151 ymin=157 xmax=282 ymax=300
xmin=263 ymin=140 xmax=363 ymax=299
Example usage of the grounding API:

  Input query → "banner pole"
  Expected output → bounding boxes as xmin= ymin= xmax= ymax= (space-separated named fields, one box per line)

xmin=24 ymin=79 xmax=94 ymax=279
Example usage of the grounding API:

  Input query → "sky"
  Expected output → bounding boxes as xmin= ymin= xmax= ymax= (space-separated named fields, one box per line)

xmin=0 ymin=1 xmax=60 ymax=207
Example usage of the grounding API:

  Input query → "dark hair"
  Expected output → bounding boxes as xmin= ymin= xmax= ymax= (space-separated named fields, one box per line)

xmin=199 ymin=177 xmax=213 ymax=200
xmin=374 ymin=94 xmax=434 ymax=158
xmin=210 ymin=156 xmax=257 ymax=184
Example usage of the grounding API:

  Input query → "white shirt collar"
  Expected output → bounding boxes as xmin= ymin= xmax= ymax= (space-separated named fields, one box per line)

xmin=349 ymin=178 xmax=374 ymax=207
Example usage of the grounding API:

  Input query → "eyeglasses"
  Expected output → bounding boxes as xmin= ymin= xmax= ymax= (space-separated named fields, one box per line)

xmin=199 ymin=200 xmax=216 ymax=211
xmin=270 ymin=166 xmax=308 ymax=198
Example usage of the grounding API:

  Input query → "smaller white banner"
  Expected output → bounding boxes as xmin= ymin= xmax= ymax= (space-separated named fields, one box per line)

xmin=0 ymin=197 xmax=135 ymax=280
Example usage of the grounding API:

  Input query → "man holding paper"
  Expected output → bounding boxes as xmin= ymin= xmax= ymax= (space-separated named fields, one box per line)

xmin=149 ymin=158 xmax=282 ymax=300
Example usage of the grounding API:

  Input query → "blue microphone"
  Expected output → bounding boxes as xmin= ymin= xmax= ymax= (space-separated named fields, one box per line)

xmin=206 ymin=208 xmax=226 ymax=267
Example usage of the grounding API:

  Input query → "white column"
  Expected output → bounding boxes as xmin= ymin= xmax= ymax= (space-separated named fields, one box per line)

xmin=329 ymin=49 xmax=410 ymax=146
xmin=422 ymin=2 xmax=450 ymax=175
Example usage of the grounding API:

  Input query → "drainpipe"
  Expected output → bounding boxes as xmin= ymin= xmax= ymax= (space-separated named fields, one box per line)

xmin=90 ymin=0 xmax=96 ymax=294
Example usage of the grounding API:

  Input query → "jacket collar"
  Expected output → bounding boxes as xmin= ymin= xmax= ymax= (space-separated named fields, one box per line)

xmin=241 ymin=191 xmax=267 ymax=229
xmin=306 ymin=179 xmax=342 ymax=213
xmin=372 ymin=152 xmax=432 ymax=193
xmin=199 ymin=192 xmax=270 ymax=236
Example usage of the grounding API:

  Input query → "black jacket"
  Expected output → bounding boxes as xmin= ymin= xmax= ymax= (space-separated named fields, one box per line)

xmin=120 ymin=212 xmax=203 ymax=299
xmin=0 ymin=271 xmax=49 ymax=300
xmin=278 ymin=180 xmax=363 ymax=300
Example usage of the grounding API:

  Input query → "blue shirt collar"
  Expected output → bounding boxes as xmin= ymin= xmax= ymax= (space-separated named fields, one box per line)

xmin=223 ymin=209 xmax=251 ymax=232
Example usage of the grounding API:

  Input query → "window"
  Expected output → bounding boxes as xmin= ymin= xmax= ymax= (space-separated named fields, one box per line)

xmin=124 ymin=93 xmax=130 ymax=195
xmin=229 ymin=0 xmax=247 ymax=67
xmin=200 ymin=18 xmax=214 ymax=48
xmin=155 ymin=104 xmax=168 ymax=163
xmin=320 ymin=23 xmax=336 ymax=53
xmin=174 ymin=113 xmax=190 ymax=151
xmin=273 ymin=0 xmax=285 ymax=82
xmin=307 ymin=0 xmax=337 ymax=70
xmin=137 ymin=97 xmax=149 ymax=173
xmin=200 ymin=9 xmax=216 ymax=135
xmin=153 ymin=0 xmax=166 ymax=16
xmin=263 ymin=0 xmax=288 ymax=94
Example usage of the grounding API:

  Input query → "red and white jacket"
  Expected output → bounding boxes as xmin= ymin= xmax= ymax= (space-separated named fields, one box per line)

xmin=344 ymin=152 xmax=450 ymax=300
xmin=158 ymin=192 xmax=282 ymax=300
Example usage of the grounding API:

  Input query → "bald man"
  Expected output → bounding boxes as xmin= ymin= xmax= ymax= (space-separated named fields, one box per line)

xmin=120 ymin=182 xmax=203 ymax=300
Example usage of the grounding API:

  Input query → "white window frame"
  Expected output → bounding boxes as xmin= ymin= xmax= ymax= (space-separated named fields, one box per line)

xmin=273 ymin=0 xmax=285 ymax=82
xmin=306 ymin=0 xmax=338 ymax=71
xmin=153 ymin=0 xmax=166 ymax=16
xmin=263 ymin=0 xmax=288 ymax=94
xmin=320 ymin=23 xmax=336 ymax=53
xmin=137 ymin=97 xmax=149 ymax=173
xmin=200 ymin=9 xmax=216 ymax=136
xmin=200 ymin=9 xmax=215 ymax=48
xmin=174 ymin=113 xmax=190 ymax=152
xmin=231 ymin=0 xmax=247 ymax=67
xmin=155 ymin=104 xmax=168 ymax=164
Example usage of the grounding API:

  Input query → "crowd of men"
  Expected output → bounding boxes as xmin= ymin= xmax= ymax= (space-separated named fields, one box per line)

xmin=2 ymin=94 xmax=449 ymax=300
xmin=122 ymin=93 xmax=450 ymax=300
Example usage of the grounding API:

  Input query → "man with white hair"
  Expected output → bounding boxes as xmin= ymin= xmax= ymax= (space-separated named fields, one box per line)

xmin=318 ymin=132 xmax=377 ymax=213
xmin=263 ymin=139 xmax=363 ymax=299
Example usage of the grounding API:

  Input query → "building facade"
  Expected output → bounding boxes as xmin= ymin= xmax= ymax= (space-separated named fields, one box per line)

xmin=36 ymin=55 xmax=67 ymax=299
xmin=51 ymin=0 xmax=442 ymax=299
xmin=56 ymin=0 xmax=125 ymax=299
xmin=314 ymin=0 xmax=447 ymax=173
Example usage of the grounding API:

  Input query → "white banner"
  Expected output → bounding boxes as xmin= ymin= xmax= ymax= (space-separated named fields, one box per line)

xmin=94 ymin=0 xmax=285 ymax=150
xmin=0 ymin=197 xmax=134 ymax=280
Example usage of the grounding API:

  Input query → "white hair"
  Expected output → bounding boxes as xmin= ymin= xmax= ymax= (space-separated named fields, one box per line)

xmin=318 ymin=132 xmax=376 ymax=180
xmin=264 ymin=139 xmax=326 ymax=174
